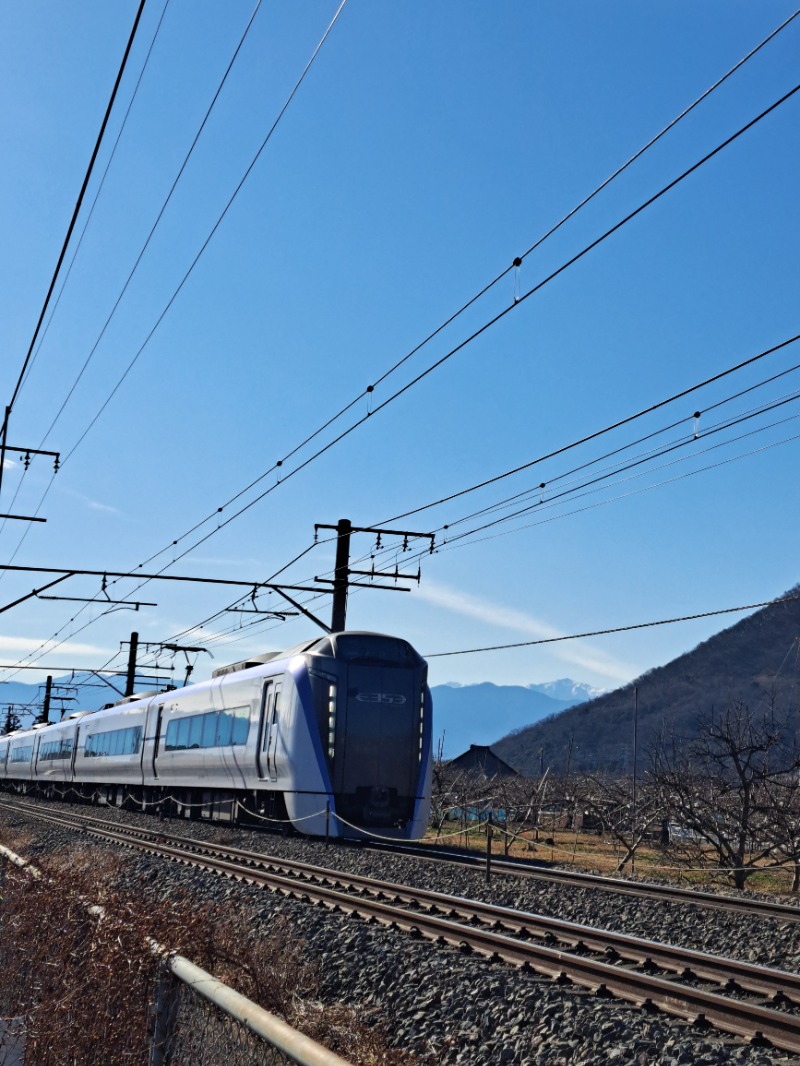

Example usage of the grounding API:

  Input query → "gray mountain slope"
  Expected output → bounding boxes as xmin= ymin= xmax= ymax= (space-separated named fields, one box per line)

xmin=492 ymin=585 xmax=800 ymax=776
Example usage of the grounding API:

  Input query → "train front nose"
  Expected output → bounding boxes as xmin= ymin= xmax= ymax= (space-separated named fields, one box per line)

xmin=308 ymin=633 xmax=430 ymax=834
xmin=334 ymin=664 xmax=420 ymax=828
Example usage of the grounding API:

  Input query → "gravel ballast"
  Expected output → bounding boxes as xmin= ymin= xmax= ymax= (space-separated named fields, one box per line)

xmin=0 ymin=798 xmax=797 ymax=1065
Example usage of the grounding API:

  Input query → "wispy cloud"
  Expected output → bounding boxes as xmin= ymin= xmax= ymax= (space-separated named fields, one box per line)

xmin=58 ymin=485 xmax=121 ymax=516
xmin=415 ymin=579 xmax=637 ymax=684
xmin=0 ymin=635 xmax=111 ymax=658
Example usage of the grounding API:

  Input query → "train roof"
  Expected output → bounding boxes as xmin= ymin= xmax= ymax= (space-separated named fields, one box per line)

xmin=212 ymin=631 xmax=425 ymax=678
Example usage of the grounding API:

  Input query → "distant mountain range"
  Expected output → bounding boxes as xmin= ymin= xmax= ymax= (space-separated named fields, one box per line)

xmin=432 ymin=680 xmax=602 ymax=758
xmin=492 ymin=585 xmax=800 ymax=776
xmin=0 ymin=672 xmax=153 ymax=727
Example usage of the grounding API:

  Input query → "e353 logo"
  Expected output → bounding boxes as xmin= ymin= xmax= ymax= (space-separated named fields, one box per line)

xmin=355 ymin=692 xmax=407 ymax=705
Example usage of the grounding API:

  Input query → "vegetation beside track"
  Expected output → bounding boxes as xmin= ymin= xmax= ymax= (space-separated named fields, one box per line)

xmin=0 ymin=824 xmax=412 ymax=1066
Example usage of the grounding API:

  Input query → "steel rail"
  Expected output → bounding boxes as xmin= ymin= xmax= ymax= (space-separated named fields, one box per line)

xmin=366 ymin=840 xmax=800 ymax=922
xmin=12 ymin=794 xmax=800 ymax=922
xmin=97 ymin=823 xmax=800 ymax=1006
xmin=4 ymin=791 xmax=799 ymax=923
xmin=4 ymin=799 xmax=800 ymax=1052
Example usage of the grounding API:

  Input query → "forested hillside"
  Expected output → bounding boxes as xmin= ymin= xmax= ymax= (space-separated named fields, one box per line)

xmin=492 ymin=587 xmax=800 ymax=776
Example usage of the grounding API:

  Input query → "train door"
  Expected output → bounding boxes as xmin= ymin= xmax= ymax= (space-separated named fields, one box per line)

xmin=151 ymin=703 xmax=165 ymax=778
xmin=71 ymin=728 xmax=80 ymax=776
xmin=257 ymin=681 xmax=274 ymax=780
xmin=263 ymin=683 xmax=281 ymax=783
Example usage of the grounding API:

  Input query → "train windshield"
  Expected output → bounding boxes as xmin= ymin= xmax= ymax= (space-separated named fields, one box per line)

xmin=332 ymin=634 xmax=418 ymax=665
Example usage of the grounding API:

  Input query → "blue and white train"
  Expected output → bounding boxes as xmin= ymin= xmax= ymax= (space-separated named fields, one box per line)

xmin=0 ymin=631 xmax=433 ymax=839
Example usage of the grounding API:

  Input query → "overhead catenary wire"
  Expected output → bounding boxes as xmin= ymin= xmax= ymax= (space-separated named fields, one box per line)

xmin=131 ymin=355 xmax=800 ymax=656
xmin=425 ymin=594 xmax=800 ymax=658
xmin=35 ymin=0 xmax=265 ymax=453
xmin=448 ymin=355 xmax=800 ymax=530
xmin=1 ymin=0 xmax=148 ymax=430
xmin=380 ymin=334 xmax=800 ymax=525
xmin=6 ymin=24 xmax=794 ymax=594
xmin=4 ymin=26 xmax=799 ymax=678
xmin=0 ymin=0 xmax=347 ymax=576
xmin=0 ymin=0 xmax=172 ymax=542
xmin=441 ymin=387 xmax=800 ymax=540
xmin=433 ymin=425 xmax=800 ymax=557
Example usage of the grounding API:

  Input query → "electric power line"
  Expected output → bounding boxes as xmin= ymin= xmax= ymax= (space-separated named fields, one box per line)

xmin=0 ymin=0 xmax=172 ymax=541
xmin=9 ymin=26 xmax=794 ymax=600
xmin=2 ymin=0 xmax=148 ymax=427
xmin=3 ymin=23 xmax=798 ymax=677
xmin=425 ymin=594 xmax=800 ymax=658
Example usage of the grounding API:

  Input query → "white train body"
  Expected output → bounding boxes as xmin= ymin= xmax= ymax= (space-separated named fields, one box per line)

xmin=0 ymin=632 xmax=433 ymax=840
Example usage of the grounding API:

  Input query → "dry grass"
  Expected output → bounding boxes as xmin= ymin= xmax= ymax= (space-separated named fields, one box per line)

xmin=426 ymin=825 xmax=800 ymax=895
xmin=0 ymin=836 xmax=416 ymax=1066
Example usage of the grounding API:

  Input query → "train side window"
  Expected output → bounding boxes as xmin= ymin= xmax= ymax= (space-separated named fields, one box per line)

xmin=216 ymin=712 xmax=233 ymax=746
xmin=231 ymin=707 xmax=250 ymax=746
xmin=188 ymin=716 xmax=204 ymax=749
xmin=164 ymin=722 xmax=175 ymax=751
xmin=178 ymin=718 xmax=192 ymax=750
xmin=200 ymin=712 xmax=215 ymax=748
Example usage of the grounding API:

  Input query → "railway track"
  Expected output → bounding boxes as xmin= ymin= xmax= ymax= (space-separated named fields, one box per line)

xmin=2 ymin=797 xmax=800 ymax=1053
xmin=369 ymin=839 xmax=800 ymax=923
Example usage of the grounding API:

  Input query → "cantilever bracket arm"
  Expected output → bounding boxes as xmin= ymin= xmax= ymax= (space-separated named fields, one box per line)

xmin=84 ymin=670 xmax=125 ymax=699
xmin=0 ymin=573 xmax=72 ymax=615
xmin=273 ymin=588 xmax=332 ymax=634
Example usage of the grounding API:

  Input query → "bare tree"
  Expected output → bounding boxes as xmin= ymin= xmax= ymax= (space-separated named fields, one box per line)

xmin=576 ymin=772 xmax=665 ymax=874
xmin=651 ymin=701 xmax=800 ymax=890
xmin=760 ymin=772 xmax=800 ymax=891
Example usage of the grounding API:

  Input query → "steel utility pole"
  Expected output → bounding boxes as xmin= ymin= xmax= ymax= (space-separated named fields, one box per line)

xmin=315 ymin=518 xmax=435 ymax=632
xmin=125 ymin=631 xmax=139 ymax=697
xmin=42 ymin=675 xmax=52 ymax=723
xmin=331 ymin=518 xmax=352 ymax=632
xmin=121 ymin=639 xmax=212 ymax=688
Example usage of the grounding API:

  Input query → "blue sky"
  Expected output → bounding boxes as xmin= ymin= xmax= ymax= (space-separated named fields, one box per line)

xmin=0 ymin=1 xmax=798 ymax=701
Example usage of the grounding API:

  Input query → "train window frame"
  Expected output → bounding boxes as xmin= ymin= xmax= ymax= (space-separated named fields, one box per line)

xmin=215 ymin=712 xmax=233 ymax=747
xmin=84 ymin=725 xmax=143 ymax=758
xmin=201 ymin=713 xmax=217 ymax=748
xmin=231 ymin=706 xmax=250 ymax=745
xmin=188 ymin=716 xmax=204 ymax=749
xmin=164 ymin=710 xmax=249 ymax=752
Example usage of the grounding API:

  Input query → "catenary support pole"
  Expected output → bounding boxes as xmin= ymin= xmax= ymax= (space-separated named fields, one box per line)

xmin=330 ymin=519 xmax=351 ymax=632
xmin=125 ymin=631 xmax=139 ymax=697
xmin=42 ymin=675 xmax=52 ymax=723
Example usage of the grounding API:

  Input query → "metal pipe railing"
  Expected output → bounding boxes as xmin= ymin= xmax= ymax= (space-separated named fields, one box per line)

xmin=167 ymin=954 xmax=353 ymax=1066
